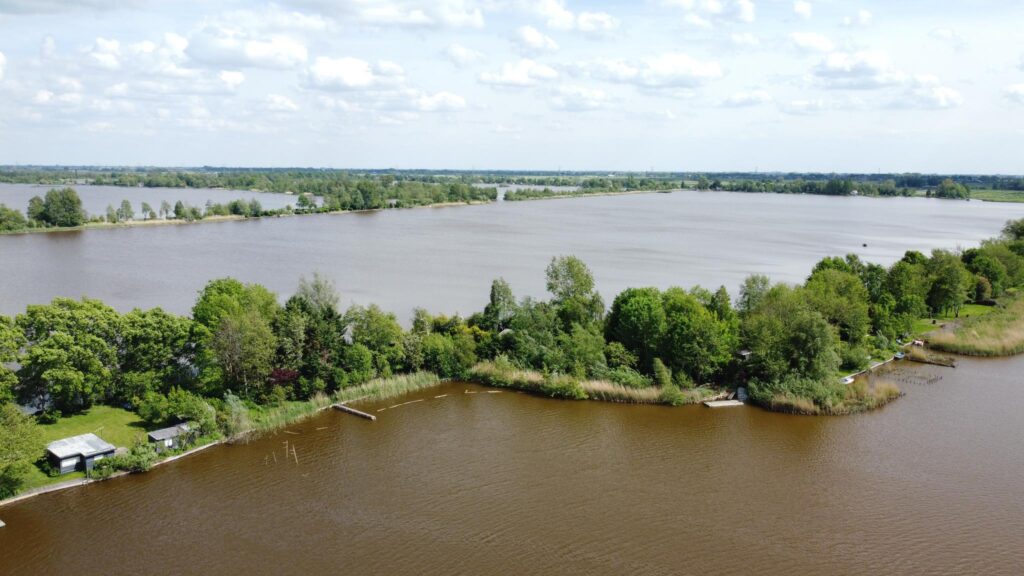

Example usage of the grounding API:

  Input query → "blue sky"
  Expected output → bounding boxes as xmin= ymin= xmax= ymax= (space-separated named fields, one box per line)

xmin=0 ymin=0 xmax=1022 ymax=172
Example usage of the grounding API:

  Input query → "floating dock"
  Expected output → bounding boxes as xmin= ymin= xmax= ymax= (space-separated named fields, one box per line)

xmin=332 ymin=403 xmax=377 ymax=421
xmin=704 ymin=400 xmax=745 ymax=408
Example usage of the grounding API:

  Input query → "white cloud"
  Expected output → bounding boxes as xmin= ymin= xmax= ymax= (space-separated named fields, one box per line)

xmin=479 ymin=59 xmax=558 ymax=86
xmin=87 ymin=37 xmax=122 ymax=69
xmin=41 ymin=36 xmax=57 ymax=59
xmin=1019 ymin=54 xmax=1024 ymax=72
xmin=843 ymin=9 xmax=872 ymax=27
xmin=666 ymin=0 xmax=756 ymax=27
xmin=532 ymin=1 xmax=618 ymax=35
xmin=218 ymin=70 xmax=245 ymax=89
xmin=550 ymin=84 xmax=611 ymax=111
xmin=640 ymin=53 xmax=722 ymax=87
xmin=793 ymin=0 xmax=812 ymax=19
xmin=894 ymin=75 xmax=962 ymax=109
xmin=1006 ymin=84 xmax=1024 ymax=105
xmin=731 ymin=32 xmax=759 ymax=46
xmin=929 ymin=28 xmax=966 ymax=50
xmin=684 ymin=13 xmax=712 ymax=28
xmin=515 ymin=25 xmax=559 ymax=53
xmin=578 ymin=54 xmax=722 ymax=92
xmin=790 ymin=32 xmax=834 ymax=53
xmin=187 ymin=25 xmax=308 ymax=69
xmin=813 ymin=51 xmax=904 ymax=89
xmin=0 ymin=0 xmax=133 ymax=14
xmin=0 ymin=52 xmax=5 ymax=82
xmin=577 ymin=11 xmax=619 ymax=35
xmin=412 ymin=91 xmax=466 ymax=111
xmin=305 ymin=0 xmax=484 ymax=29
xmin=722 ymin=89 xmax=771 ymax=107
xmin=267 ymin=94 xmax=299 ymax=111
xmin=445 ymin=43 xmax=485 ymax=67
xmin=306 ymin=56 xmax=394 ymax=90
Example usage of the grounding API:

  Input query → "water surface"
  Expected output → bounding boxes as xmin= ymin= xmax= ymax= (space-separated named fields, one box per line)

xmin=0 ymin=191 xmax=1020 ymax=318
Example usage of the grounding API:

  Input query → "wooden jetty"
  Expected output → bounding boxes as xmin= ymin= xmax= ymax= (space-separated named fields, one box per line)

xmin=332 ymin=403 xmax=377 ymax=421
xmin=704 ymin=399 xmax=745 ymax=408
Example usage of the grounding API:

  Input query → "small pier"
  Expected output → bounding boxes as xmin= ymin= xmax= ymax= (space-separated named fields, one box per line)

xmin=704 ymin=400 xmax=745 ymax=408
xmin=332 ymin=403 xmax=377 ymax=421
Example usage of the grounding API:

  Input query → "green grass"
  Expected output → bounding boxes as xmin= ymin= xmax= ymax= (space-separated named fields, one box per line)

xmin=17 ymin=406 xmax=147 ymax=493
xmin=971 ymin=189 xmax=1024 ymax=203
xmin=37 ymin=405 xmax=147 ymax=447
xmin=912 ymin=304 xmax=996 ymax=337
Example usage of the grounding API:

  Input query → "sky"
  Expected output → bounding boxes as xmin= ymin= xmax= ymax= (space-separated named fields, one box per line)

xmin=0 ymin=0 xmax=1022 ymax=173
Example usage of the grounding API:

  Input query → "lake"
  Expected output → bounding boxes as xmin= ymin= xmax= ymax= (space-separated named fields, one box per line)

xmin=0 ymin=183 xmax=309 ymax=220
xmin=1 ymin=356 xmax=1021 ymax=575
xmin=0 ymin=191 xmax=1021 ymax=319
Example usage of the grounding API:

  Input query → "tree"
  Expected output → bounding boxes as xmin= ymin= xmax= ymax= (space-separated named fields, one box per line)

xmin=804 ymin=268 xmax=871 ymax=343
xmin=27 ymin=196 xmax=45 ymax=222
xmin=141 ymin=202 xmax=155 ymax=220
xmin=964 ymin=253 xmax=1007 ymax=296
xmin=660 ymin=288 xmax=737 ymax=383
xmin=294 ymin=272 xmax=340 ymax=316
xmin=933 ymin=179 xmax=970 ymax=199
xmin=742 ymin=284 xmax=840 ymax=384
xmin=173 ymin=200 xmax=186 ymax=220
xmin=545 ymin=256 xmax=604 ymax=329
xmin=0 ymin=204 xmax=28 ymax=232
xmin=192 ymin=278 xmax=279 ymax=332
xmin=118 ymin=308 xmax=194 ymax=399
xmin=0 ymin=404 xmax=43 ymax=498
xmin=0 ymin=316 xmax=24 ymax=404
xmin=738 ymin=274 xmax=771 ymax=316
xmin=16 ymin=298 xmax=122 ymax=413
xmin=212 ymin=310 xmax=277 ymax=398
xmin=1003 ymin=218 xmax=1024 ymax=241
xmin=483 ymin=278 xmax=516 ymax=331
xmin=106 ymin=204 xmax=118 ymax=223
xmin=604 ymin=287 xmax=665 ymax=371
xmin=927 ymin=250 xmax=972 ymax=316
xmin=39 ymin=188 xmax=85 ymax=227
xmin=344 ymin=304 xmax=405 ymax=371
xmin=117 ymin=199 xmax=135 ymax=222
xmin=159 ymin=200 xmax=172 ymax=219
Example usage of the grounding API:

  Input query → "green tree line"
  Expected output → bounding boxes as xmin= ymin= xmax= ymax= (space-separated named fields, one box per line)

xmin=3 ymin=218 xmax=1024 ymax=494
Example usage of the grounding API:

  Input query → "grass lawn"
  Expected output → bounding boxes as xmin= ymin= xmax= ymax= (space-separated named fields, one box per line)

xmin=972 ymin=189 xmax=1024 ymax=203
xmin=912 ymin=304 xmax=996 ymax=337
xmin=18 ymin=406 xmax=147 ymax=493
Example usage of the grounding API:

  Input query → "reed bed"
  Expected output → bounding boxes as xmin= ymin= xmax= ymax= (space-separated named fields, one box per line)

xmin=927 ymin=298 xmax=1024 ymax=356
xmin=244 ymin=373 xmax=442 ymax=437
xmin=334 ymin=372 xmax=443 ymax=403
xmin=468 ymin=361 xmax=722 ymax=406
xmin=763 ymin=377 xmax=902 ymax=416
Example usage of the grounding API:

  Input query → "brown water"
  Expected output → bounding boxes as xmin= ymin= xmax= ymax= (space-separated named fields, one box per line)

xmin=1 ymin=191 xmax=1022 ymax=319
xmin=2 ymin=356 xmax=1022 ymax=575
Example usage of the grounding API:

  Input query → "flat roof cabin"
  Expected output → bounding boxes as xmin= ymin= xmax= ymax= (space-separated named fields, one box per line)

xmin=46 ymin=433 xmax=117 ymax=475
xmin=147 ymin=423 xmax=191 ymax=453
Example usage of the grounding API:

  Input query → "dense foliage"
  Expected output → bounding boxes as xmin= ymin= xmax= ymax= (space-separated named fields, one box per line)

xmin=3 ymin=218 xmax=1024 ymax=495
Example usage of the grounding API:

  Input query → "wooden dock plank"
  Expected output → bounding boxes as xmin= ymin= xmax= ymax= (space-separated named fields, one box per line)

xmin=703 ymin=400 xmax=745 ymax=408
xmin=332 ymin=404 xmax=377 ymax=421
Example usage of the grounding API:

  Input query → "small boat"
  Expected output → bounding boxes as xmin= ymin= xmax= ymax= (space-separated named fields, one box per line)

xmin=841 ymin=376 xmax=855 ymax=385
xmin=894 ymin=352 xmax=905 ymax=360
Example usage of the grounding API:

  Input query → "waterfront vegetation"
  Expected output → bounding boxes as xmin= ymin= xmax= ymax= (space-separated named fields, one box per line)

xmin=927 ymin=297 xmax=1024 ymax=356
xmin=3 ymin=216 xmax=1024 ymax=498
xmin=0 ymin=180 xmax=497 ymax=234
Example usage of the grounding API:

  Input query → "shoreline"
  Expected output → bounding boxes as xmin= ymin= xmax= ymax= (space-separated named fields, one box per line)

xmin=0 ymin=199 xmax=494 ymax=236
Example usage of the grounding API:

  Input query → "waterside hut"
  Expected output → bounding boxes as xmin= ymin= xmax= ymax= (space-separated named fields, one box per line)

xmin=46 ymin=433 xmax=117 ymax=475
xmin=147 ymin=423 xmax=191 ymax=453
